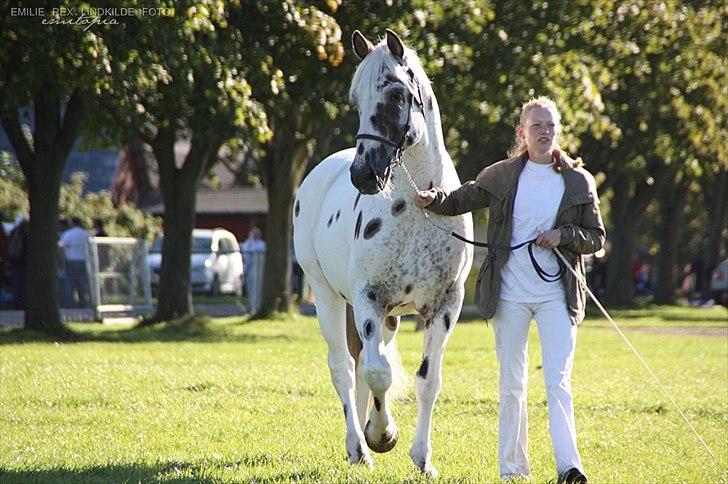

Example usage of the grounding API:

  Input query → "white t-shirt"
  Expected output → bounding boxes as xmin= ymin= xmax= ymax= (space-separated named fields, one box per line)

xmin=500 ymin=160 xmax=565 ymax=303
xmin=60 ymin=226 xmax=90 ymax=261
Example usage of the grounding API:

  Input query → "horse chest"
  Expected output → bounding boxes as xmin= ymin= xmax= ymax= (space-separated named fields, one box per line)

xmin=350 ymin=204 xmax=463 ymax=295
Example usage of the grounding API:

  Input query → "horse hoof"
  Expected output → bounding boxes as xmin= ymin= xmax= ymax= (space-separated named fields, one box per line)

xmin=420 ymin=465 xmax=438 ymax=478
xmin=347 ymin=442 xmax=373 ymax=468
xmin=364 ymin=420 xmax=398 ymax=453
xmin=409 ymin=446 xmax=437 ymax=477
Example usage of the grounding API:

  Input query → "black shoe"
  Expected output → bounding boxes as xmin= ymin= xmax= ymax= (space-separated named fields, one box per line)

xmin=557 ymin=467 xmax=588 ymax=484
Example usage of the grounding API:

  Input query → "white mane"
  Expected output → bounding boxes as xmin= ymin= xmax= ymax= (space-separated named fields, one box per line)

xmin=348 ymin=40 xmax=446 ymax=157
xmin=349 ymin=42 xmax=433 ymax=110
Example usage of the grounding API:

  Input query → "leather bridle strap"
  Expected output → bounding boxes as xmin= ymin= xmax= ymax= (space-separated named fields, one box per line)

xmin=354 ymin=133 xmax=402 ymax=148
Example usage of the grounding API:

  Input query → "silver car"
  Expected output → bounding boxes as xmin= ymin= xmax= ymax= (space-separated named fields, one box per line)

xmin=149 ymin=228 xmax=244 ymax=295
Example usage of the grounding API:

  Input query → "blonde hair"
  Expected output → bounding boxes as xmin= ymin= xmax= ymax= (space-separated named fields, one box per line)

xmin=508 ymin=96 xmax=569 ymax=172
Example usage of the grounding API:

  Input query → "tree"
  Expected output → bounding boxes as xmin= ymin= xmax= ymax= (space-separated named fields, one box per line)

xmin=577 ymin=1 xmax=727 ymax=305
xmin=95 ymin=1 xmax=272 ymax=322
xmin=232 ymin=1 xmax=348 ymax=316
xmin=0 ymin=7 xmax=109 ymax=331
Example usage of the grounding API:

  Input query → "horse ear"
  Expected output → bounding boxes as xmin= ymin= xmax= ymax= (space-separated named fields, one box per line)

xmin=385 ymin=29 xmax=405 ymax=60
xmin=352 ymin=30 xmax=373 ymax=60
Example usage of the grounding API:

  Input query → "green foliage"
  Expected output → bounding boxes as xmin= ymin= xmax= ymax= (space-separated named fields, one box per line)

xmin=0 ymin=308 xmax=725 ymax=482
xmin=96 ymin=1 xmax=271 ymax=149
xmin=58 ymin=172 xmax=162 ymax=240
xmin=0 ymin=1 xmax=111 ymax=111
xmin=0 ymin=156 xmax=28 ymax=220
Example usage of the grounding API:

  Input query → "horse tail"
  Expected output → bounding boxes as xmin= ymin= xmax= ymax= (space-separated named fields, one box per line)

xmin=346 ymin=304 xmax=362 ymax=362
xmin=384 ymin=336 xmax=410 ymax=404
xmin=347 ymin=308 xmax=410 ymax=404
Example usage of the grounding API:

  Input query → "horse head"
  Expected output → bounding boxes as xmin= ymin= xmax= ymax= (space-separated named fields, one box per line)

xmin=349 ymin=29 xmax=429 ymax=195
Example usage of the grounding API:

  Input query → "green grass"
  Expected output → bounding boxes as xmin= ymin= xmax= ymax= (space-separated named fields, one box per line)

xmin=1 ymin=306 xmax=726 ymax=483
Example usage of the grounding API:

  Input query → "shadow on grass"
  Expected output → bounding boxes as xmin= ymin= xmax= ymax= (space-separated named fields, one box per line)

xmin=0 ymin=316 xmax=296 ymax=346
xmin=0 ymin=462 xmax=218 ymax=484
xmin=0 ymin=455 xmax=329 ymax=484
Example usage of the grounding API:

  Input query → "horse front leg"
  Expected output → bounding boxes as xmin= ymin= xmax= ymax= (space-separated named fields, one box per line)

xmin=309 ymin=278 xmax=372 ymax=467
xmin=353 ymin=293 xmax=399 ymax=454
xmin=410 ymin=284 xmax=465 ymax=477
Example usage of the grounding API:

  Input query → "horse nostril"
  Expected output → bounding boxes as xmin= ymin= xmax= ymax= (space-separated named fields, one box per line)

xmin=367 ymin=164 xmax=377 ymax=181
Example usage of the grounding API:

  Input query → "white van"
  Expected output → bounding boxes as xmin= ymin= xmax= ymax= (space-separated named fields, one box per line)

xmin=148 ymin=228 xmax=244 ymax=295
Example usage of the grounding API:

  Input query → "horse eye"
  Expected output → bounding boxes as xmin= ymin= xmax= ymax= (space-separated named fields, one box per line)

xmin=389 ymin=90 xmax=404 ymax=103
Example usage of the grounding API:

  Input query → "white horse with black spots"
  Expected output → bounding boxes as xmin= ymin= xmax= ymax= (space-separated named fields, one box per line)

xmin=293 ymin=29 xmax=473 ymax=476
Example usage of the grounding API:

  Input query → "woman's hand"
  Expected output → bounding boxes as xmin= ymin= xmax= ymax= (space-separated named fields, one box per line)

xmin=535 ymin=229 xmax=561 ymax=249
xmin=415 ymin=189 xmax=436 ymax=209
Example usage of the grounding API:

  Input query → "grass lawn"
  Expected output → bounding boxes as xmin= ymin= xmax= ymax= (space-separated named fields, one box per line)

xmin=0 ymin=305 xmax=726 ymax=483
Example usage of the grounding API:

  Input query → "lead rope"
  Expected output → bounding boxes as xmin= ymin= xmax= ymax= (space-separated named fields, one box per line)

xmin=552 ymin=248 xmax=717 ymax=461
xmin=395 ymin=160 xmax=564 ymax=282
xmin=397 ymin=161 xmax=716 ymax=462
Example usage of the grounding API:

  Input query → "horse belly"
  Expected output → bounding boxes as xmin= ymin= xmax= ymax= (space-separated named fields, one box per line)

xmin=294 ymin=148 xmax=355 ymax=291
xmin=313 ymin=171 xmax=358 ymax=298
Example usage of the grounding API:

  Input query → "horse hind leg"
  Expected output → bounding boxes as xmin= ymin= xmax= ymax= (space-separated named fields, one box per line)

xmin=347 ymin=304 xmax=369 ymax=430
xmin=310 ymin=278 xmax=372 ymax=467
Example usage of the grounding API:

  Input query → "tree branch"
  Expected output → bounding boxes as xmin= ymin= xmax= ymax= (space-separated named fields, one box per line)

xmin=56 ymin=89 xmax=85 ymax=161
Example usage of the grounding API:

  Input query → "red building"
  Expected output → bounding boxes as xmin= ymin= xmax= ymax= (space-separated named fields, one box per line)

xmin=141 ymin=188 xmax=268 ymax=243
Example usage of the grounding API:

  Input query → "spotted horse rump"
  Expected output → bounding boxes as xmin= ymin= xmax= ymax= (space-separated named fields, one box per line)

xmin=292 ymin=29 xmax=473 ymax=477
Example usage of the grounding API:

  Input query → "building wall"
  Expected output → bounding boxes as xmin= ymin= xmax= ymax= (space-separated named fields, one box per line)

xmin=195 ymin=214 xmax=267 ymax=244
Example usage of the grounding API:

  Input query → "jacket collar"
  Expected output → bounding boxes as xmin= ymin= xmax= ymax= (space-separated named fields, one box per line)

xmin=476 ymin=153 xmax=527 ymax=200
xmin=477 ymin=151 xmax=585 ymax=199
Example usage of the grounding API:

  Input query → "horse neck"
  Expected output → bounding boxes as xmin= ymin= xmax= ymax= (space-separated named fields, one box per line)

xmin=399 ymin=92 xmax=452 ymax=191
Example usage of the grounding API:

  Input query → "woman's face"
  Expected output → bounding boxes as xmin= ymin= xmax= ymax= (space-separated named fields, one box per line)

xmin=517 ymin=106 xmax=560 ymax=156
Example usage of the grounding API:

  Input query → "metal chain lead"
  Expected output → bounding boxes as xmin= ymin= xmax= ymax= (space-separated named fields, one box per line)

xmin=394 ymin=160 xmax=433 ymax=221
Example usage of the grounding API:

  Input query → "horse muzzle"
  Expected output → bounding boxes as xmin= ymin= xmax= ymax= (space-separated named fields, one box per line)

xmin=350 ymin=157 xmax=392 ymax=195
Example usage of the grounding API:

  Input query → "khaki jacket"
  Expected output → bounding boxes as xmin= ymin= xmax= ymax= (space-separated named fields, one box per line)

xmin=427 ymin=153 xmax=605 ymax=324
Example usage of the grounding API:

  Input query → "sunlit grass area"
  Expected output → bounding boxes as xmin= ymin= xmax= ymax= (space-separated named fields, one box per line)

xmin=0 ymin=306 xmax=726 ymax=482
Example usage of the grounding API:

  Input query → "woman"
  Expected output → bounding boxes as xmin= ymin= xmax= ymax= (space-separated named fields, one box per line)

xmin=416 ymin=97 xmax=604 ymax=483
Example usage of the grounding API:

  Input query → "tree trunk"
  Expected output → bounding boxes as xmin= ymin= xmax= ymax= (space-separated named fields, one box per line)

xmin=255 ymin=124 xmax=312 ymax=318
xmin=154 ymin=180 xmax=196 ymax=321
xmin=605 ymin=176 xmax=639 ymax=306
xmin=654 ymin=182 xmax=687 ymax=304
xmin=24 ymin=157 xmax=64 ymax=330
xmin=1 ymin=90 xmax=84 ymax=332
xmin=702 ymin=167 xmax=728 ymax=298
xmin=151 ymin=129 xmax=220 ymax=322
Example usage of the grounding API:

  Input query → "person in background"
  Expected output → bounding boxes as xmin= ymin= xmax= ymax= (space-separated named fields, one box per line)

xmin=93 ymin=219 xmax=108 ymax=237
xmin=60 ymin=217 xmax=91 ymax=308
xmin=416 ymin=97 xmax=604 ymax=484
xmin=241 ymin=227 xmax=265 ymax=312
xmin=7 ymin=216 xmax=29 ymax=310
xmin=0 ymin=211 xmax=9 ymax=305
xmin=57 ymin=218 xmax=69 ymax=301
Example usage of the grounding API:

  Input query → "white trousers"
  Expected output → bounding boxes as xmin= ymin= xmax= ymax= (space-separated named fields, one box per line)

xmin=491 ymin=297 xmax=583 ymax=478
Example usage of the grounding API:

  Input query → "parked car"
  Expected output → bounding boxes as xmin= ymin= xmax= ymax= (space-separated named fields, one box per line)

xmin=710 ymin=259 xmax=728 ymax=307
xmin=148 ymin=228 xmax=244 ymax=295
